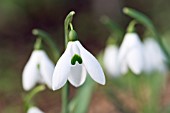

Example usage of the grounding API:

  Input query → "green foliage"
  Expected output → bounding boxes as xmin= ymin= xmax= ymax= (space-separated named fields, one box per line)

xmin=69 ymin=76 xmax=95 ymax=113
xmin=105 ymin=72 xmax=166 ymax=113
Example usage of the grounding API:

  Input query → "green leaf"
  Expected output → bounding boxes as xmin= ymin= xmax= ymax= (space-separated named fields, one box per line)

xmin=69 ymin=76 xmax=96 ymax=113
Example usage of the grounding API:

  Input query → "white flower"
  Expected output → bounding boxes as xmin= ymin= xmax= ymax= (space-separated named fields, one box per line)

xmin=52 ymin=41 xmax=105 ymax=90
xmin=22 ymin=50 xmax=54 ymax=91
xmin=103 ymin=45 xmax=121 ymax=77
xmin=27 ymin=107 xmax=44 ymax=113
xmin=118 ymin=33 xmax=144 ymax=75
xmin=144 ymin=38 xmax=167 ymax=73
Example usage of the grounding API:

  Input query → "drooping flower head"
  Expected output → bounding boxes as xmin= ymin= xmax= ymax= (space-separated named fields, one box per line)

xmin=118 ymin=32 xmax=144 ymax=75
xmin=22 ymin=38 xmax=54 ymax=91
xmin=27 ymin=106 xmax=44 ymax=113
xmin=52 ymin=30 xmax=105 ymax=90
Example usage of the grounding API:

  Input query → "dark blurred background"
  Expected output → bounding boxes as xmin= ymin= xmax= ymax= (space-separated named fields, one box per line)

xmin=0 ymin=0 xmax=170 ymax=113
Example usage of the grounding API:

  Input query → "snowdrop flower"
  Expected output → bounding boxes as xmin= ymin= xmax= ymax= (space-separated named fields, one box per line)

xmin=22 ymin=50 xmax=54 ymax=91
xmin=27 ymin=107 xmax=44 ymax=113
xmin=144 ymin=38 xmax=167 ymax=73
xmin=52 ymin=40 xmax=105 ymax=90
xmin=118 ymin=33 xmax=144 ymax=75
xmin=103 ymin=45 xmax=121 ymax=77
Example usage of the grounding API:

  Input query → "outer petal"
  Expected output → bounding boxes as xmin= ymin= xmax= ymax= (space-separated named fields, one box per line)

xmin=143 ymin=46 xmax=154 ymax=73
xmin=76 ymin=41 xmax=105 ymax=85
xmin=68 ymin=63 xmax=87 ymax=87
xmin=144 ymin=38 xmax=167 ymax=73
xmin=39 ymin=51 xmax=55 ymax=89
xmin=52 ymin=42 xmax=72 ymax=90
xmin=120 ymin=59 xmax=128 ymax=75
xmin=22 ymin=51 xmax=41 ymax=91
xmin=103 ymin=45 xmax=120 ymax=77
xmin=27 ymin=107 xmax=44 ymax=113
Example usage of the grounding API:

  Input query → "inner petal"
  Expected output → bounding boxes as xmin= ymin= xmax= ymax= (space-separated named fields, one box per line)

xmin=68 ymin=63 xmax=87 ymax=87
xmin=70 ymin=42 xmax=83 ymax=65
xmin=71 ymin=42 xmax=80 ymax=55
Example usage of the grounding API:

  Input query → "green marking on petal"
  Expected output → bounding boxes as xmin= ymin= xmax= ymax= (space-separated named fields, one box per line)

xmin=71 ymin=54 xmax=82 ymax=65
xmin=37 ymin=64 xmax=40 ymax=70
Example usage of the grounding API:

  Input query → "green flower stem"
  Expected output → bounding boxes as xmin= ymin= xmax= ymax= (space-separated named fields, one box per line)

xmin=100 ymin=16 xmax=124 ymax=45
xmin=32 ymin=29 xmax=60 ymax=62
xmin=69 ymin=23 xmax=74 ymax=30
xmin=123 ymin=7 xmax=170 ymax=67
xmin=64 ymin=11 xmax=75 ymax=46
xmin=34 ymin=38 xmax=42 ymax=50
xmin=127 ymin=20 xmax=137 ymax=33
xmin=61 ymin=83 xmax=69 ymax=113
xmin=100 ymin=16 xmax=124 ymax=41
xmin=62 ymin=11 xmax=75 ymax=113
xmin=100 ymin=16 xmax=124 ymax=37
xmin=24 ymin=85 xmax=45 ymax=112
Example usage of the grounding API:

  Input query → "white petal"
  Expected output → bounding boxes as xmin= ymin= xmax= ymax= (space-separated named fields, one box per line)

xmin=103 ymin=45 xmax=121 ymax=77
xmin=68 ymin=63 xmax=87 ymax=87
xmin=39 ymin=51 xmax=55 ymax=89
xmin=71 ymin=42 xmax=80 ymax=55
xmin=76 ymin=41 xmax=105 ymax=85
xmin=143 ymin=50 xmax=153 ymax=73
xmin=118 ymin=33 xmax=142 ymax=63
xmin=144 ymin=38 xmax=167 ymax=73
xmin=120 ymin=59 xmax=128 ymax=75
xmin=127 ymin=47 xmax=144 ymax=74
xmin=52 ymin=42 xmax=73 ymax=90
xmin=22 ymin=51 xmax=41 ymax=91
xmin=27 ymin=107 xmax=44 ymax=113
